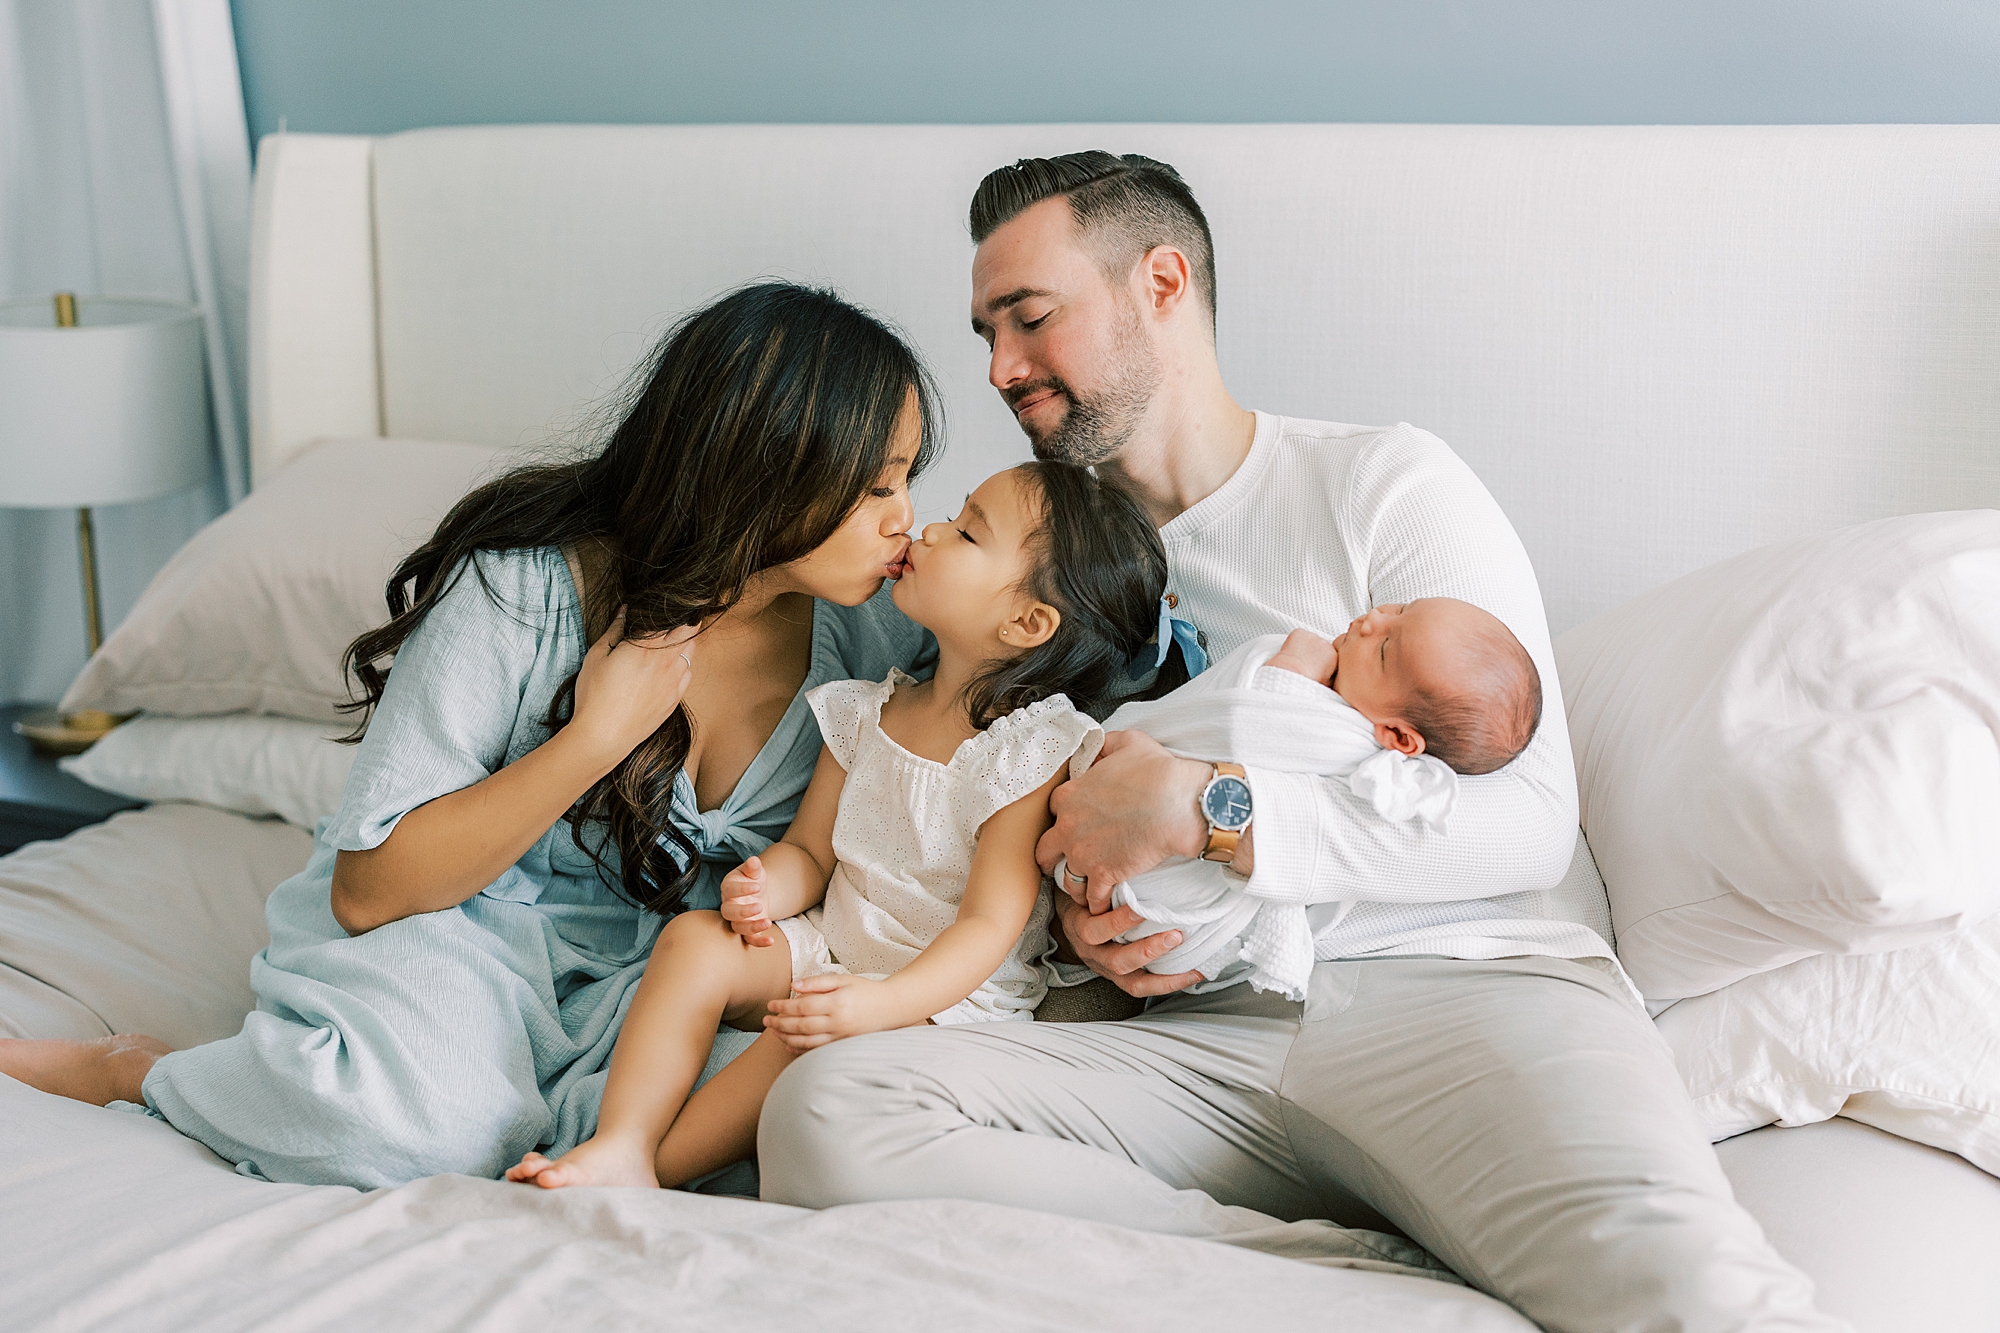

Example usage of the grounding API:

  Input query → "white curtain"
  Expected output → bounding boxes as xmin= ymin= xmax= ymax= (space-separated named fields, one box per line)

xmin=0 ymin=0 xmax=251 ymax=703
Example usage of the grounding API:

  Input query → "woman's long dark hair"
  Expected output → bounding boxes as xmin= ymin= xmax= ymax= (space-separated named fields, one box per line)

xmin=342 ymin=282 xmax=941 ymax=915
xmin=962 ymin=462 xmax=1184 ymax=728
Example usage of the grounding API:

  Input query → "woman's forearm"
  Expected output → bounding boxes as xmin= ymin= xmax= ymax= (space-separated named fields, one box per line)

xmin=330 ymin=726 xmax=623 ymax=935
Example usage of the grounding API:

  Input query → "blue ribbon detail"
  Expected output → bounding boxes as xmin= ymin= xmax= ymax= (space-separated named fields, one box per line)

xmin=1128 ymin=595 xmax=1209 ymax=681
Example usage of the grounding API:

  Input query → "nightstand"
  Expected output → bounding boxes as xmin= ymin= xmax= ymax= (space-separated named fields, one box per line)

xmin=0 ymin=702 xmax=144 ymax=854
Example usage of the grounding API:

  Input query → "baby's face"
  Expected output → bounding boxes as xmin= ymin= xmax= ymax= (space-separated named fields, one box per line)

xmin=1268 ymin=601 xmax=1486 ymax=755
xmin=1272 ymin=599 xmax=1535 ymax=771
xmin=1267 ymin=616 xmax=1424 ymax=755
xmin=1329 ymin=600 xmax=1463 ymax=727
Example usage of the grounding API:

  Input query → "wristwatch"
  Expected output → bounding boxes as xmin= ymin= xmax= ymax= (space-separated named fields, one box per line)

xmin=1198 ymin=762 xmax=1252 ymax=864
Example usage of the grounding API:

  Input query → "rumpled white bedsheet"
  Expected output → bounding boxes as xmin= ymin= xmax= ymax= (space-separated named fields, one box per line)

xmin=0 ymin=1076 xmax=1531 ymax=1333
xmin=0 ymin=804 xmax=1528 ymax=1331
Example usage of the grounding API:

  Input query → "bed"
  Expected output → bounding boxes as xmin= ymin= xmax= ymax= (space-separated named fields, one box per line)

xmin=6 ymin=123 xmax=2000 ymax=1331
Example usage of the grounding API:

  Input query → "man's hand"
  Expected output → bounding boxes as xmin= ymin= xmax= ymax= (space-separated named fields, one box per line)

xmin=1037 ymin=730 xmax=1212 ymax=910
xmin=1049 ymin=893 xmax=1203 ymax=997
xmin=764 ymin=975 xmax=903 ymax=1053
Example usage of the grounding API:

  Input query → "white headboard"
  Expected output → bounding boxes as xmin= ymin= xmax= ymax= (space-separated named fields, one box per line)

xmin=248 ymin=123 xmax=2000 ymax=633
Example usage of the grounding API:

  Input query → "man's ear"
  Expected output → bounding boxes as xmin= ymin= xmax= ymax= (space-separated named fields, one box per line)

xmin=1374 ymin=719 xmax=1426 ymax=757
xmin=1002 ymin=601 xmax=1061 ymax=650
xmin=1136 ymin=244 xmax=1192 ymax=320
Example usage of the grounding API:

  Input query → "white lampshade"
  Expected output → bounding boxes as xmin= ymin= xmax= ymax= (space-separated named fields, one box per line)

xmin=0 ymin=295 xmax=212 ymax=507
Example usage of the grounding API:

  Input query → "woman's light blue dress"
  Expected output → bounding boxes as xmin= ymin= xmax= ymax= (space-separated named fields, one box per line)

xmin=137 ymin=548 xmax=928 ymax=1188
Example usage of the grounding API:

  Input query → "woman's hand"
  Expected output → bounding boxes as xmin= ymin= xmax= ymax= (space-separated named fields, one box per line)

xmin=720 ymin=855 xmax=776 ymax=946
xmin=331 ymin=610 xmax=697 ymax=938
xmin=764 ymin=975 xmax=903 ymax=1053
xmin=568 ymin=608 xmax=700 ymax=763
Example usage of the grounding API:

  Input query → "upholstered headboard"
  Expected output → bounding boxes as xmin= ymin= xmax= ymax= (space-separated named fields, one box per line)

xmin=247 ymin=123 xmax=2000 ymax=632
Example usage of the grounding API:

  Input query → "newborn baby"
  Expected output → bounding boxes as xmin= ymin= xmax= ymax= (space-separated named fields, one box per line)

xmin=1068 ymin=598 xmax=1542 ymax=1000
xmin=1265 ymin=596 xmax=1544 ymax=781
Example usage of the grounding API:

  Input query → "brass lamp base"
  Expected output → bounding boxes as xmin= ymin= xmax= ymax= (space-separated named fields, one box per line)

xmin=12 ymin=707 xmax=130 ymax=757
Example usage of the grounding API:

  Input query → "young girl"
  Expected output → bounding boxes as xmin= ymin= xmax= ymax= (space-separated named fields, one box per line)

xmin=507 ymin=461 xmax=1173 ymax=1190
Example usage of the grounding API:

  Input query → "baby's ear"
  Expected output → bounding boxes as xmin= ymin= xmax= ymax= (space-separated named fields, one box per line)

xmin=1375 ymin=719 xmax=1426 ymax=757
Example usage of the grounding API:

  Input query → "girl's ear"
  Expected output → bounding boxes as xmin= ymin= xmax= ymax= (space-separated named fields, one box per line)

xmin=1374 ymin=718 xmax=1426 ymax=757
xmin=1002 ymin=601 xmax=1061 ymax=650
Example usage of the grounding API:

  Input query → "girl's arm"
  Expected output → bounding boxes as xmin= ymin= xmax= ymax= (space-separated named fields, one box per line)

xmin=764 ymin=765 xmax=1061 ymax=1049
xmin=720 ymin=745 xmax=846 ymax=944
xmin=331 ymin=612 xmax=696 ymax=936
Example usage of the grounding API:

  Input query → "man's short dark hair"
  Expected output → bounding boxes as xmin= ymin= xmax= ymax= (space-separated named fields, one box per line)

xmin=969 ymin=152 xmax=1216 ymax=332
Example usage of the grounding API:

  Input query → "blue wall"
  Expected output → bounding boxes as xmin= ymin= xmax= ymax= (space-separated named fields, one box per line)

xmin=231 ymin=0 xmax=2000 ymax=144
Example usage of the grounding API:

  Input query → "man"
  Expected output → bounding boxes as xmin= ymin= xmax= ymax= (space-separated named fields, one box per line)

xmin=761 ymin=152 xmax=1840 ymax=1332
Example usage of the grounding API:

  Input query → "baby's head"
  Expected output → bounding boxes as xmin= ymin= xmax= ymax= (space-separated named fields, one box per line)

xmin=1271 ymin=599 xmax=1542 ymax=775
xmin=891 ymin=462 xmax=1165 ymax=726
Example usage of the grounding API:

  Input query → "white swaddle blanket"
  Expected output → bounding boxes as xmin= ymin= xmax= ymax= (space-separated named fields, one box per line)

xmin=1067 ymin=634 xmax=1458 ymax=1000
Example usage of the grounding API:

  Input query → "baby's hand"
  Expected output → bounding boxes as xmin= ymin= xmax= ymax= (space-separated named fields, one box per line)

xmin=1267 ymin=627 xmax=1339 ymax=687
xmin=764 ymin=975 xmax=899 ymax=1052
xmin=720 ymin=856 xmax=775 ymax=947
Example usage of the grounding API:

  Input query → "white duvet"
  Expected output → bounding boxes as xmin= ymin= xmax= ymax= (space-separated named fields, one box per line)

xmin=1 ymin=1077 xmax=1532 ymax=1333
xmin=8 ymin=806 xmax=1995 ymax=1332
xmin=0 ymin=804 xmax=1532 ymax=1333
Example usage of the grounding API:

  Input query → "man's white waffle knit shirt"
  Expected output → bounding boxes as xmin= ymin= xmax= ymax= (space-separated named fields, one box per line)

xmin=1160 ymin=412 xmax=1612 ymax=965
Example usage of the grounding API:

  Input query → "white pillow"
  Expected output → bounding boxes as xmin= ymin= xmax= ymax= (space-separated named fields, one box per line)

xmin=1557 ymin=510 xmax=2000 ymax=1001
xmin=60 ymin=437 xmax=509 ymax=723
xmin=1656 ymin=916 xmax=2000 ymax=1178
xmin=61 ymin=713 xmax=356 ymax=830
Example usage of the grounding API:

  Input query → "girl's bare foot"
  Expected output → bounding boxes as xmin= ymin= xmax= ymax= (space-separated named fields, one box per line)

xmin=505 ymin=1136 xmax=660 ymax=1189
xmin=0 ymin=1034 xmax=171 ymax=1105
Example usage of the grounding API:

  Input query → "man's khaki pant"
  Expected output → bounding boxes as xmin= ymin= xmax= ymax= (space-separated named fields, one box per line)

xmin=759 ymin=955 xmax=1844 ymax=1332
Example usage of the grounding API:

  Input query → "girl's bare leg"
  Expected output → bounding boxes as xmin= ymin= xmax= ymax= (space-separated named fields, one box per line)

xmin=0 ymin=1034 xmax=171 ymax=1105
xmin=506 ymin=910 xmax=792 ymax=1189
xmin=653 ymin=1027 xmax=796 ymax=1188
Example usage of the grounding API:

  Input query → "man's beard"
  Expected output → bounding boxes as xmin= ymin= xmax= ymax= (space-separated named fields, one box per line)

xmin=1007 ymin=305 xmax=1162 ymax=468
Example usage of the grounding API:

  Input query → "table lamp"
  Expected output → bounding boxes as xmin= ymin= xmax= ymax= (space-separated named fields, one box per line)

xmin=0 ymin=292 xmax=212 ymax=754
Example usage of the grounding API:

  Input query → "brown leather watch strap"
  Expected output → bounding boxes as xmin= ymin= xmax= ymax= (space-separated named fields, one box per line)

xmin=1200 ymin=762 xmax=1248 ymax=863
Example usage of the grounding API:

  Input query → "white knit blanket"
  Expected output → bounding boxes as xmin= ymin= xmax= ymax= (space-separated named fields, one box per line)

xmin=1069 ymin=635 xmax=1458 ymax=1000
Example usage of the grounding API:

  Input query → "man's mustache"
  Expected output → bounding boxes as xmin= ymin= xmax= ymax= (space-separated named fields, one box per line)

xmin=1003 ymin=377 xmax=1070 ymax=410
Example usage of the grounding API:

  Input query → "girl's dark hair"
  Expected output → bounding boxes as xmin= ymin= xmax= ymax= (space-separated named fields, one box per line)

xmin=342 ymin=282 xmax=941 ymax=916
xmin=963 ymin=462 xmax=1181 ymax=728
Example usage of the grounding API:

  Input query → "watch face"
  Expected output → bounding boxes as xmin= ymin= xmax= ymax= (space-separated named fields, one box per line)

xmin=1203 ymin=776 xmax=1253 ymax=830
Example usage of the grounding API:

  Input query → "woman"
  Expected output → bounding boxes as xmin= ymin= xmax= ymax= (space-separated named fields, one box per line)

xmin=0 ymin=282 xmax=941 ymax=1188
